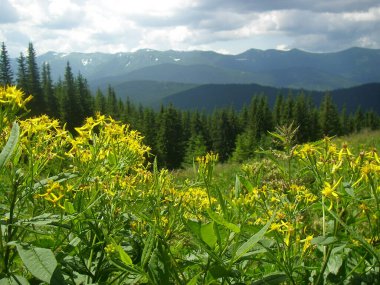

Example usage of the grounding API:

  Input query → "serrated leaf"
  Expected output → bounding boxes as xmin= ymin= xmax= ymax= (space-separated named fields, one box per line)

xmin=0 ymin=122 xmax=19 ymax=169
xmin=207 ymin=209 xmax=240 ymax=233
xmin=141 ymin=226 xmax=156 ymax=268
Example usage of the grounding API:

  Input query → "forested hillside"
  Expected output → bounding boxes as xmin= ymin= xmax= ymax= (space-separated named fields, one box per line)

xmin=1 ymin=43 xmax=379 ymax=168
xmin=161 ymin=82 xmax=380 ymax=114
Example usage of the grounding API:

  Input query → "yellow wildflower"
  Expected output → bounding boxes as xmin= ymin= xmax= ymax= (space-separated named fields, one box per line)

xmin=321 ymin=177 xmax=342 ymax=199
xmin=37 ymin=181 xmax=65 ymax=209
xmin=0 ymin=85 xmax=32 ymax=109
xmin=338 ymin=143 xmax=353 ymax=161
xmin=300 ymin=235 xmax=313 ymax=253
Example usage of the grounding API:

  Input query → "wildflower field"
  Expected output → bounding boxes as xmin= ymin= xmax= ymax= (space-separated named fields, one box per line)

xmin=1 ymin=86 xmax=380 ymax=284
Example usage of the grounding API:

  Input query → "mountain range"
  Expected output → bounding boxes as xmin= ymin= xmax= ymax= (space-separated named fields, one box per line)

xmin=10 ymin=47 xmax=380 ymax=109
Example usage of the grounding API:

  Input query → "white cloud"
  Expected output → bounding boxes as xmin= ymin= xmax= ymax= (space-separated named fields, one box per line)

xmin=1 ymin=0 xmax=380 ymax=56
xmin=0 ymin=0 xmax=19 ymax=23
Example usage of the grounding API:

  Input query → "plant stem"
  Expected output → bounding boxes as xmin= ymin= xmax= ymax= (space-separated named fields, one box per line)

xmin=86 ymin=232 xmax=98 ymax=284
xmin=4 ymin=176 xmax=19 ymax=272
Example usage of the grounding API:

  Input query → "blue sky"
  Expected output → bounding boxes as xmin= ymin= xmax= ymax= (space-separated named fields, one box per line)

xmin=1 ymin=0 xmax=380 ymax=56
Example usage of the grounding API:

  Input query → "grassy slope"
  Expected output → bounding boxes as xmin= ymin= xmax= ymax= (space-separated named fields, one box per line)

xmin=173 ymin=129 xmax=380 ymax=183
xmin=334 ymin=129 xmax=380 ymax=151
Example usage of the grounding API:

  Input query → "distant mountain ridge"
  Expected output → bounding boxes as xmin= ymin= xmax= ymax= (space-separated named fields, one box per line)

xmin=9 ymin=47 xmax=380 ymax=93
xmin=161 ymin=82 xmax=380 ymax=114
xmin=8 ymin=47 xmax=380 ymax=109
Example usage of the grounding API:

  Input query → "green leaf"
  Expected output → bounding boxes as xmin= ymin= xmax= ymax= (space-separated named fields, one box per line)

xmin=185 ymin=219 xmax=222 ymax=262
xmin=64 ymin=200 xmax=75 ymax=214
xmin=209 ymin=265 xmax=238 ymax=279
xmin=186 ymin=273 xmax=200 ymax=285
xmin=235 ymin=175 xmax=241 ymax=198
xmin=207 ymin=209 xmax=240 ymax=233
xmin=16 ymin=213 xmax=61 ymax=226
xmin=325 ymin=203 xmax=380 ymax=264
xmin=117 ymin=245 xmax=133 ymax=266
xmin=267 ymin=131 xmax=286 ymax=143
xmin=233 ymin=214 xmax=274 ymax=263
xmin=251 ymin=272 xmax=288 ymax=285
xmin=186 ymin=219 xmax=201 ymax=236
xmin=312 ymin=236 xmax=338 ymax=246
xmin=15 ymin=243 xmax=64 ymax=284
xmin=33 ymin=172 xmax=78 ymax=190
xmin=0 ymin=122 xmax=19 ymax=169
xmin=148 ymin=242 xmax=170 ymax=285
xmin=200 ymin=221 xmax=217 ymax=248
xmin=236 ymin=175 xmax=254 ymax=193
xmin=327 ymin=254 xmax=343 ymax=275
xmin=141 ymin=226 xmax=156 ymax=268
xmin=0 ymin=275 xmax=29 ymax=285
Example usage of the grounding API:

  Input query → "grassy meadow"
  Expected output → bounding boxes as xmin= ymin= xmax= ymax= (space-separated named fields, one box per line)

xmin=1 ymin=86 xmax=380 ymax=284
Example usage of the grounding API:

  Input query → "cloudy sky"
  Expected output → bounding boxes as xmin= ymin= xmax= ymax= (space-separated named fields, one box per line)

xmin=1 ymin=0 xmax=380 ymax=57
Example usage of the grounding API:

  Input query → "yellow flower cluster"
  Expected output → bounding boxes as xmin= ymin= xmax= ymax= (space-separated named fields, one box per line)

xmin=67 ymin=113 xmax=150 ymax=170
xmin=0 ymin=85 xmax=32 ymax=110
xmin=19 ymin=115 xmax=70 ymax=173
xmin=196 ymin=152 xmax=218 ymax=182
xmin=295 ymin=143 xmax=320 ymax=159
xmin=35 ymin=180 xmax=66 ymax=209
xmin=164 ymin=186 xmax=217 ymax=219
xmin=289 ymin=184 xmax=317 ymax=204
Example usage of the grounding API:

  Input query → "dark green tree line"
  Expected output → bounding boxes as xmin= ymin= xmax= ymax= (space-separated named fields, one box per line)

xmin=1 ymin=42 xmax=380 ymax=168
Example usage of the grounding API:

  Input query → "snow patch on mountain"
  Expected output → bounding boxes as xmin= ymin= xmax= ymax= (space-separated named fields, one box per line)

xmin=81 ymin=58 xmax=92 ymax=66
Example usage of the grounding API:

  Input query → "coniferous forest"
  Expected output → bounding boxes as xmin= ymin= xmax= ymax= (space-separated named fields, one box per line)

xmin=1 ymin=43 xmax=379 ymax=169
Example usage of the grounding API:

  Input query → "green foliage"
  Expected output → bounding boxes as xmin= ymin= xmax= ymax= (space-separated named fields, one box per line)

xmin=0 ymin=42 xmax=13 ymax=86
xmin=1 ymin=85 xmax=380 ymax=284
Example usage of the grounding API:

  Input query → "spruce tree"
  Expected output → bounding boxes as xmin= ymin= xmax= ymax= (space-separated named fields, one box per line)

xmin=17 ymin=53 xmax=29 ymax=94
xmin=41 ymin=63 xmax=58 ymax=117
xmin=184 ymin=111 xmax=209 ymax=164
xmin=210 ymin=109 xmax=237 ymax=162
xmin=94 ymin=89 xmax=106 ymax=114
xmin=340 ymin=105 xmax=349 ymax=135
xmin=282 ymin=94 xmax=295 ymax=125
xmin=273 ymin=93 xmax=284 ymax=126
xmin=354 ymin=106 xmax=364 ymax=132
xmin=105 ymin=85 xmax=118 ymax=117
xmin=61 ymin=62 xmax=83 ymax=131
xmin=140 ymin=108 xmax=157 ymax=152
xmin=27 ymin=43 xmax=44 ymax=115
xmin=319 ymin=93 xmax=341 ymax=136
xmin=0 ymin=42 xmax=13 ymax=86
xmin=232 ymin=130 xmax=255 ymax=162
xmin=156 ymin=105 xmax=184 ymax=169
xmin=76 ymin=73 xmax=94 ymax=120
xmin=294 ymin=93 xmax=312 ymax=143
